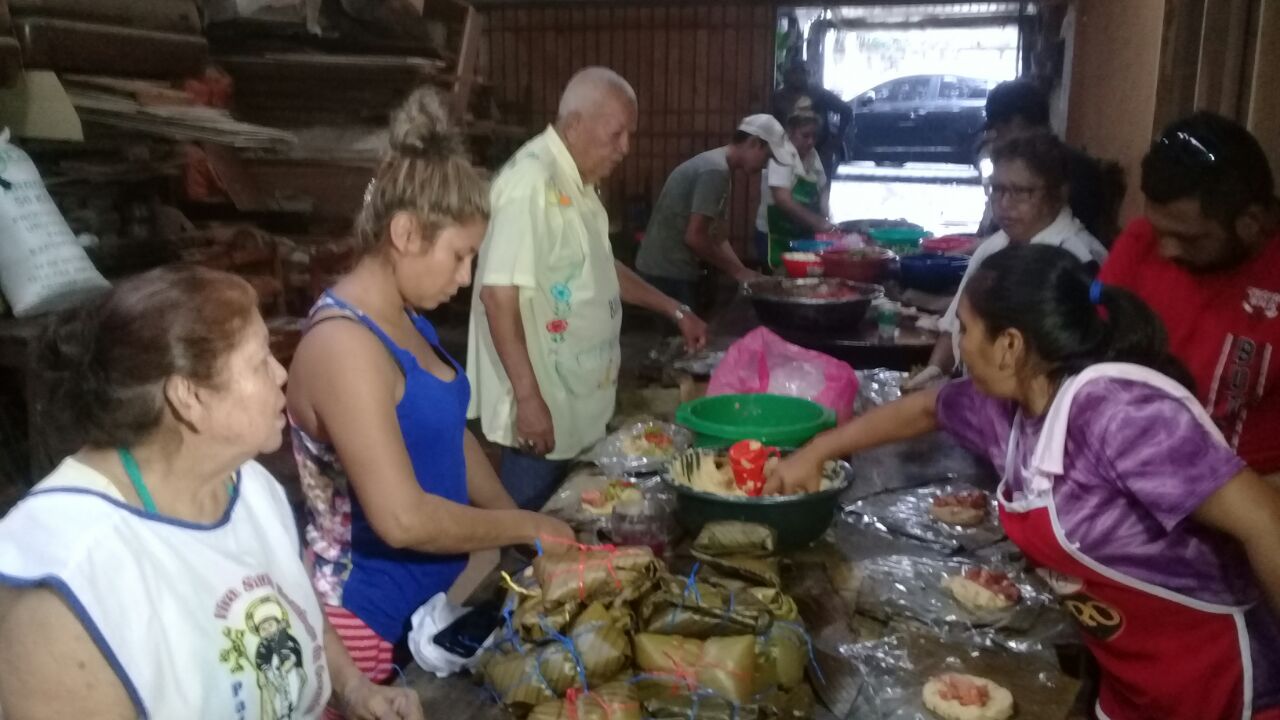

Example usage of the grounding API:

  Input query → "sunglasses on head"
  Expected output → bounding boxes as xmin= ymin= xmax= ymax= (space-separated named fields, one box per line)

xmin=1156 ymin=130 xmax=1217 ymax=166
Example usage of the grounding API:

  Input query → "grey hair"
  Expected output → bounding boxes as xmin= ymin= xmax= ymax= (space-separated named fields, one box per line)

xmin=557 ymin=66 xmax=636 ymax=121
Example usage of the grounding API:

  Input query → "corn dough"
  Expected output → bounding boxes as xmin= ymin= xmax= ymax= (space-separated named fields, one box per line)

xmin=944 ymin=576 xmax=1015 ymax=613
xmin=922 ymin=674 xmax=1014 ymax=720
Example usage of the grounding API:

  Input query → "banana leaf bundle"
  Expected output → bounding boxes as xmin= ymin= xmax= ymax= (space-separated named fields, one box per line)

xmin=534 ymin=545 xmax=662 ymax=606
xmin=509 ymin=592 xmax=581 ymax=644
xmin=754 ymin=622 xmax=808 ymax=691
xmin=633 ymin=633 xmax=757 ymax=705
xmin=535 ymin=602 xmax=634 ymax=694
xmin=745 ymin=588 xmax=799 ymax=622
xmin=692 ymin=521 xmax=777 ymax=558
xmin=640 ymin=691 xmax=761 ymax=720
xmin=692 ymin=552 xmax=782 ymax=589
xmin=756 ymin=683 xmax=816 ymax=720
xmin=638 ymin=575 xmax=773 ymax=639
xmin=480 ymin=645 xmax=557 ymax=715
xmin=527 ymin=682 xmax=642 ymax=720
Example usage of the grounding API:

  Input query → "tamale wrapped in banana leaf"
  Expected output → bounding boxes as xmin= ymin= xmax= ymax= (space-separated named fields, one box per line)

xmin=511 ymin=592 xmax=581 ymax=643
xmin=633 ymin=633 xmax=757 ymax=705
xmin=745 ymin=588 xmax=799 ymax=622
xmin=753 ymin=622 xmax=808 ymax=691
xmin=638 ymin=575 xmax=773 ymax=638
xmin=480 ymin=646 xmax=557 ymax=715
xmin=693 ymin=552 xmax=782 ymax=589
xmin=534 ymin=545 xmax=661 ymax=606
xmin=527 ymin=682 xmax=642 ymax=720
xmin=692 ymin=521 xmax=777 ymax=558
xmin=640 ymin=691 xmax=761 ymax=720
xmin=535 ymin=602 xmax=635 ymax=693
xmin=756 ymin=683 xmax=816 ymax=720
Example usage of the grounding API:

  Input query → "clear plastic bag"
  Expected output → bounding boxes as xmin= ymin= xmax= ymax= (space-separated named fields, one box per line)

xmin=707 ymin=328 xmax=860 ymax=422
xmin=585 ymin=421 xmax=692 ymax=477
xmin=854 ymin=369 xmax=906 ymax=414
xmin=843 ymin=632 xmax=1082 ymax=720
xmin=843 ymin=483 xmax=1004 ymax=553
xmin=853 ymin=555 xmax=1054 ymax=633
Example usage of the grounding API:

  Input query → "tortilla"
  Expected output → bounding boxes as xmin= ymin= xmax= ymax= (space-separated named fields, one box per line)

xmin=929 ymin=504 xmax=986 ymax=526
xmin=944 ymin=576 xmax=1016 ymax=613
xmin=922 ymin=673 xmax=1014 ymax=720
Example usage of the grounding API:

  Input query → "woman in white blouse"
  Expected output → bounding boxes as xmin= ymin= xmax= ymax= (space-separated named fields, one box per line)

xmin=908 ymin=131 xmax=1109 ymax=388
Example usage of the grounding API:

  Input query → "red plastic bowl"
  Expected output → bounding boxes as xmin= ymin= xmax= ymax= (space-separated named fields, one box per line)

xmin=782 ymin=252 xmax=824 ymax=278
xmin=923 ymin=234 xmax=979 ymax=255
xmin=819 ymin=247 xmax=897 ymax=283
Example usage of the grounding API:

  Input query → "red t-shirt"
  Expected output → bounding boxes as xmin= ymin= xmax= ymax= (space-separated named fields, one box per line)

xmin=1100 ymin=218 xmax=1280 ymax=473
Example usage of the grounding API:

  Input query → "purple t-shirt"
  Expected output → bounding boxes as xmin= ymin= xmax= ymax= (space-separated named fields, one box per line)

xmin=937 ymin=377 xmax=1280 ymax=707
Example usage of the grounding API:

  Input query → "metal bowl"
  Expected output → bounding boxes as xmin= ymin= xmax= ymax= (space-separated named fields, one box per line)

xmin=661 ymin=456 xmax=853 ymax=550
xmin=744 ymin=277 xmax=884 ymax=334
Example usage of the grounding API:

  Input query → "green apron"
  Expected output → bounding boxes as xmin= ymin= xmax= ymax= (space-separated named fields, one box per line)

xmin=765 ymin=174 xmax=822 ymax=269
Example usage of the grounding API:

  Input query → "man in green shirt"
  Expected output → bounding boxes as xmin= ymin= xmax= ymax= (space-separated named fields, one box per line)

xmin=635 ymin=115 xmax=787 ymax=306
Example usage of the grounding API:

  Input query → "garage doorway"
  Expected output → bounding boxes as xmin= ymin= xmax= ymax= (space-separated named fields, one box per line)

xmin=782 ymin=3 xmax=1031 ymax=235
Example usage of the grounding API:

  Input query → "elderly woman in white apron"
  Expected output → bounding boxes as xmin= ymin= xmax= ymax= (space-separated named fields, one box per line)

xmin=771 ymin=245 xmax=1280 ymax=720
xmin=0 ymin=267 xmax=421 ymax=720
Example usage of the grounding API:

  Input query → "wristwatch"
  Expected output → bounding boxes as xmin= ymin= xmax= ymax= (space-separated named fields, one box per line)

xmin=672 ymin=304 xmax=692 ymax=322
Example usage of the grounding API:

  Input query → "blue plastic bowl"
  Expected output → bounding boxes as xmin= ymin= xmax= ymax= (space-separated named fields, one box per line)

xmin=899 ymin=253 xmax=970 ymax=294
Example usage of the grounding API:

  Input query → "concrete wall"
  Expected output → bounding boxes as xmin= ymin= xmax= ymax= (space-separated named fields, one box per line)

xmin=1065 ymin=0 xmax=1167 ymax=223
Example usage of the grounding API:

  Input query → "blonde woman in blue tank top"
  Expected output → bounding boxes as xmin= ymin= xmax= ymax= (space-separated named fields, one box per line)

xmin=286 ymin=88 xmax=575 ymax=686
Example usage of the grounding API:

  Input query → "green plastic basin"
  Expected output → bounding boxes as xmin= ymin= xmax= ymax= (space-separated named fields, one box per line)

xmin=675 ymin=394 xmax=836 ymax=448
xmin=869 ymin=227 xmax=931 ymax=255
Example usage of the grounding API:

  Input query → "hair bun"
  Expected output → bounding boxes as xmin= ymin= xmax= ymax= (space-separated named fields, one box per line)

xmin=389 ymin=87 xmax=464 ymax=159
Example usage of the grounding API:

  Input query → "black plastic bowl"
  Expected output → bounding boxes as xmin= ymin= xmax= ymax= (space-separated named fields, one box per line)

xmin=662 ymin=457 xmax=853 ymax=551
xmin=744 ymin=277 xmax=883 ymax=334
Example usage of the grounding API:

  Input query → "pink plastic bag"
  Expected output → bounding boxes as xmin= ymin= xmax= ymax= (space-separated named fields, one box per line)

xmin=706 ymin=327 xmax=859 ymax=422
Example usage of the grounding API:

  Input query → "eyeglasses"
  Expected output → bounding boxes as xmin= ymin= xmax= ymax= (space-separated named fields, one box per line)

xmin=1156 ymin=130 xmax=1218 ymax=166
xmin=987 ymin=182 xmax=1045 ymax=203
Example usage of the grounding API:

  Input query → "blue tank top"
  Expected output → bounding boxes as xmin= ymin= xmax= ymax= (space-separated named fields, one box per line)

xmin=295 ymin=292 xmax=470 ymax=643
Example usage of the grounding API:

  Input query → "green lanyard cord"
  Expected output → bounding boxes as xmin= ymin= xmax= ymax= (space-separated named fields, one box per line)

xmin=116 ymin=447 xmax=235 ymax=515
xmin=117 ymin=447 xmax=157 ymax=513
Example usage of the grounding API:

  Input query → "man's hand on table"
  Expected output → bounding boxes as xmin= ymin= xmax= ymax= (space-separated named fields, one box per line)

xmin=675 ymin=310 xmax=709 ymax=353
xmin=338 ymin=677 xmax=424 ymax=720
xmin=514 ymin=392 xmax=556 ymax=456
xmin=764 ymin=449 xmax=826 ymax=496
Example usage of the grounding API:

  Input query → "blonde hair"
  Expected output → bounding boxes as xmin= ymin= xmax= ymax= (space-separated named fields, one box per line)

xmin=354 ymin=87 xmax=489 ymax=252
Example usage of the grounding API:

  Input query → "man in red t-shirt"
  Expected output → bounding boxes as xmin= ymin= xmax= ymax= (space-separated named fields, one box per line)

xmin=1101 ymin=113 xmax=1280 ymax=476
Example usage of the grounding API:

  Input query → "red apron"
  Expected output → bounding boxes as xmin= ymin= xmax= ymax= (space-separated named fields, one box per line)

xmin=995 ymin=364 xmax=1275 ymax=720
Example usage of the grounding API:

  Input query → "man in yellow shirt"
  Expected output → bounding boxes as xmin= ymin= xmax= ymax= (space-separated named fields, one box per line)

xmin=467 ymin=66 xmax=708 ymax=509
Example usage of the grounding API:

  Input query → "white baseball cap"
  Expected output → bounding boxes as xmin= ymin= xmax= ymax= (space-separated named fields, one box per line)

xmin=737 ymin=114 xmax=789 ymax=161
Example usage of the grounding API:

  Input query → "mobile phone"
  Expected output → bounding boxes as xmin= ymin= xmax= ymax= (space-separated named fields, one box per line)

xmin=432 ymin=596 xmax=505 ymax=659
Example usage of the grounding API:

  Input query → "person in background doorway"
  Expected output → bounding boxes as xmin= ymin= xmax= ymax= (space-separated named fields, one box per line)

xmin=469 ymin=67 xmax=708 ymax=511
xmin=286 ymin=88 xmax=575 ymax=694
xmin=978 ymin=78 xmax=1125 ymax=247
xmin=1100 ymin=112 xmax=1280 ymax=481
xmin=634 ymin=114 xmax=786 ymax=305
xmin=770 ymin=58 xmax=853 ymax=182
xmin=770 ymin=244 xmax=1280 ymax=720
xmin=907 ymin=131 xmax=1107 ymax=390
xmin=755 ymin=111 xmax=837 ymax=270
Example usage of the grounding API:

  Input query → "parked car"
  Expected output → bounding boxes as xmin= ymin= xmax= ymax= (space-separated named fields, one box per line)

xmin=845 ymin=74 xmax=993 ymax=166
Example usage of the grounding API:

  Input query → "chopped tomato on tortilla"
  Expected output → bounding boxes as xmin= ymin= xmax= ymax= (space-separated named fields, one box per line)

xmin=932 ymin=490 xmax=988 ymax=509
xmin=963 ymin=567 xmax=1021 ymax=603
xmin=937 ymin=674 xmax=990 ymax=707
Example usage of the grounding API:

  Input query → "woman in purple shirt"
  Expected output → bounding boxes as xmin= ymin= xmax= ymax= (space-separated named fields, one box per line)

xmin=771 ymin=245 xmax=1280 ymax=720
